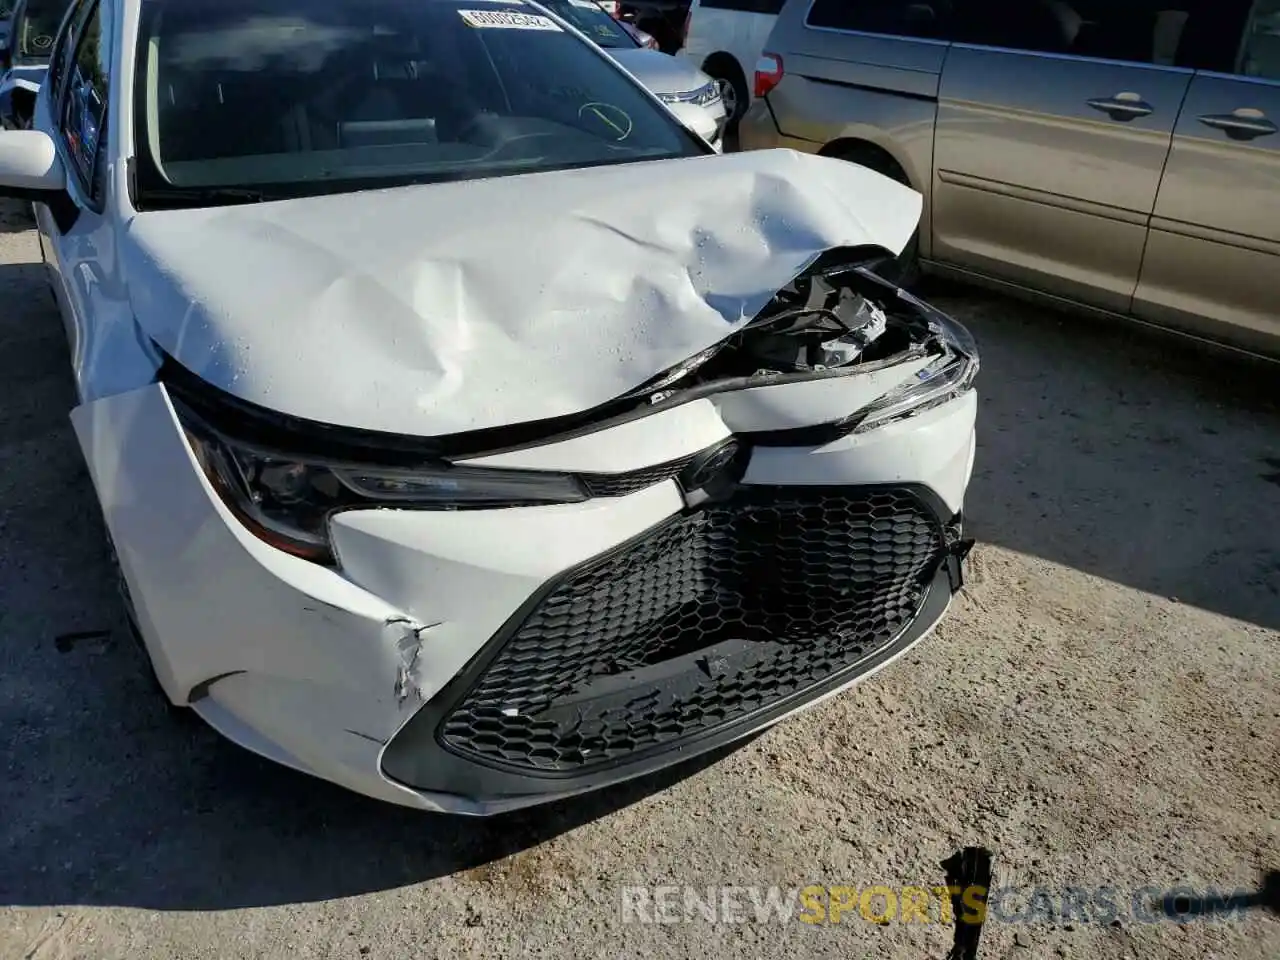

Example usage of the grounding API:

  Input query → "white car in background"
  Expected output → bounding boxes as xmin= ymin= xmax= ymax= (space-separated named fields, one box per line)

xmin=680 ymin=0 xmax=782 ymax=131
xmin=0 ymin=0 xmax=977 ymax=814
xmin=542 ymin=0 xmax=728 ymax=148
xmin=0 ymin=0 xmax=66 ymax=130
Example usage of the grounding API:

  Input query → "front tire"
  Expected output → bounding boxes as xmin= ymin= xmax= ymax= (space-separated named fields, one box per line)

xmin=702 ymin=58 xmax=748 ymax=136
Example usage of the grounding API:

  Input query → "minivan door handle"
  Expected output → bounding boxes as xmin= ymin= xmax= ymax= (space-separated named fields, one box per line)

xmin=1197 ymin=111 xmax=1278 ymax=141
xmin=1086 ymin=94 xmax=1154 ymax=121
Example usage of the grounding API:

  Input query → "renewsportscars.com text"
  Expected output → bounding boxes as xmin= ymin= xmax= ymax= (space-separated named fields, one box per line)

xmin=620 ymin=884 xmax=1256 ymax=925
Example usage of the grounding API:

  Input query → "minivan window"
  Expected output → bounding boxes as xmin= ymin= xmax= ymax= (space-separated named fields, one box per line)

xmin=132 ymin=0 xmax=704 ymax=206
xmin=699 ymin=0 xmax=786 ymax=13
xmin=806 ymin=0 xmax=1250 ymax=72
xmin=805 ymin=0 xmax=953 ymax=40
xmin=1241 ymin=0 xmax=1280 ymax=78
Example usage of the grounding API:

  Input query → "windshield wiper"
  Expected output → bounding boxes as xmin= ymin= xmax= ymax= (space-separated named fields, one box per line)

xmin=139 ymin=186 xmax=282 ymax=209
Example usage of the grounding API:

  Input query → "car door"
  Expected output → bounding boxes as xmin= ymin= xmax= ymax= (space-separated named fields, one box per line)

xmin=33 ymin=0 xmax=118 ymax=392
xmin=930 ymin=1 xmax=1217 ymax=314
xmin=1133 ymin=0 xmax=1280 ymax=355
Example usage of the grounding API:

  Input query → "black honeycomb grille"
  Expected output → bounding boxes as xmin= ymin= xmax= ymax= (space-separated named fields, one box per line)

xmin=438 ymin=486 xmax=945 ymax=773
xmin=578 ymin=453 xmax=698 ymax=497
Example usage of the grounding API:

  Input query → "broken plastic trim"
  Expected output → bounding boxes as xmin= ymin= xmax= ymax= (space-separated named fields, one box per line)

xmin=636 ymin=262 xmax=978 ymax=445
xmin=849 ymin=284 xmax=978 ymax=433
xmin=620 ymin=254 xmax=965 ymax=406
xmin=622 ymin=251 xmax=915 ymax=404
xmin=174 ymin=398 xmax=588 ymax=564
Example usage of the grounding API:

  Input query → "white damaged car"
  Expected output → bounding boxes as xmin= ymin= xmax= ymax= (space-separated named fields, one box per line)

xmin=0 ymin=0 xmax=977 ymax=814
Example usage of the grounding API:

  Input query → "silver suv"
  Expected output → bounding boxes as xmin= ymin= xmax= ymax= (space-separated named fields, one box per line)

xmin=740 ymin=0 xmax=1280 ymax=358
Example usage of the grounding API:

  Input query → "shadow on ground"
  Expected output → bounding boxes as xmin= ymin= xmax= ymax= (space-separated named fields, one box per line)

xmin=922 ymin=279 xmax=1280 ymax=632
xmin=0 ymin=213 xmax=1277 ymax=911
xmin=0 ymin=202 xmax=38 ymax=235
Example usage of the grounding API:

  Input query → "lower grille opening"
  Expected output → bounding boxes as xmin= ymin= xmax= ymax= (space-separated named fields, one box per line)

xmin=438 ymin=486 xmax=946 ymax=773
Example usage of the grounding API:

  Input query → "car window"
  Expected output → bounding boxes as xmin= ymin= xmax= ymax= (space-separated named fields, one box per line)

xmin=132 ymin=0 xmax=704 ymax=206
xmin=46 ymin=0 xmax=93 ymax=100
xmin=537 ymin=0 xmax=637 ymax=48
xmin=806 ymin=0 xmax=1249 ymax=71
xmin=805 ymin=0 xmax=954 ymax=40
xmin=1240 ymin=0 xmax=1280 ymax=78
xmin=697 ymin=0 xmax=786 ymax=13
xmin=16 ymin=0 xmax=69 ymax=61
xmin=59 ymin=0 xmax=110 ymax=199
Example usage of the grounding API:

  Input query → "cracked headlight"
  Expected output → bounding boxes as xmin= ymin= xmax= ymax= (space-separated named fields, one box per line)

xmin=851 ymin=306 xmax=979 ymax=433
xmin=175 ymin=402 xmax=586 ymax=564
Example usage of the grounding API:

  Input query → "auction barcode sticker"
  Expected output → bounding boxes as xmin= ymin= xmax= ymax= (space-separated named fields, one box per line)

xmin=458 ymin=9 xmax=563 ymax=29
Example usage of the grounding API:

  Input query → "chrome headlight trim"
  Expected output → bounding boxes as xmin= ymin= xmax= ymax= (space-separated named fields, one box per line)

xmin=850 ymin=308 xmax=979 ymax=434
xmin=657 ymin=81 xmax=721 ymax=107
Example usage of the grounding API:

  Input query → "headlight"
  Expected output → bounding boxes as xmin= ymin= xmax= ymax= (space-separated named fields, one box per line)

xmin=851 ymin=305 xmax=979 ymax=433
xmin=657 ymin=81 xmax=721 ymax=107
xmin=175 ymin=402 xmax=586 ymax=564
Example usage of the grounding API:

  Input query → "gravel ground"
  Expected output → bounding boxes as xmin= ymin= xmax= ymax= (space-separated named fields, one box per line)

xmin=0 ymin=198 xmax=1277 ymax=960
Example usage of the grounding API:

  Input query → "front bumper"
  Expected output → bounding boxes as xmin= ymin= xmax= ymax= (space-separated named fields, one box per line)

xmin=73 ymin=363 xmax=976 ymax=816
xmin=662 ymin=97 xmax=728 ymax=152
xmin=384 ymin=483 xmax=967 ymax=806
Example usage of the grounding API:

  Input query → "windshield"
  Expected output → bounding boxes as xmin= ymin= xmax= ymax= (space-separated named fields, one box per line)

xmin=536 ymin=0 xmax=637 ymax=48
xmin=132 ymin=0 xmax=702 ymax=207
xmin=17 ymin=0 xmax=66 ymax=61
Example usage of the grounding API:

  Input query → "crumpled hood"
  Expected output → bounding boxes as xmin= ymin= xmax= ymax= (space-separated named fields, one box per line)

xmin=607 ymin=47 xmax=714 ymax=97
xmin=123 ymin=148 xmax=921 ymax=437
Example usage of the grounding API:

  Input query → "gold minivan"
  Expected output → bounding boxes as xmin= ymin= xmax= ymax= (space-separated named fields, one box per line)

xmin=740 ymin=0 xmax=1280 ymax=358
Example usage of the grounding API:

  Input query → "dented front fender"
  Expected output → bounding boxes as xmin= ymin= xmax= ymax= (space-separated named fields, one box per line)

xmin=70 ymin=384 xmax=434 ymax=798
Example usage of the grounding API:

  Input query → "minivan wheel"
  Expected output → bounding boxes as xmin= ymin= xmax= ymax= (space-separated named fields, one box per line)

xmin=829 ymin=145 xmax=921 ymax=289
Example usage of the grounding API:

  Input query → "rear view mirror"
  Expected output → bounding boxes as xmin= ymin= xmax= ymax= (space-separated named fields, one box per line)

xmin=0 ymin=128 xmax=65 ymax=194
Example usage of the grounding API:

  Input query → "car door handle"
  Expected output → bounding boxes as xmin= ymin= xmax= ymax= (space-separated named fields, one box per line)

xmin=1197 ymin=111 xmax=1278 ymax=141
xmin=1086 ymin=94 xmax=1153 ymax=121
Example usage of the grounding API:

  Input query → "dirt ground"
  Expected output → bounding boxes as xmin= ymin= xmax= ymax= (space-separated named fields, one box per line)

xmin=0 ymin=197 xmax=1276 ymax=959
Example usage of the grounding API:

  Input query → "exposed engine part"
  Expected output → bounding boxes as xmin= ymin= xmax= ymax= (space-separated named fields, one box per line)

xmin=745 ymin=273 xmax=892 ymax=372
xmin=628 ymin=258 xmax=938 ymax=403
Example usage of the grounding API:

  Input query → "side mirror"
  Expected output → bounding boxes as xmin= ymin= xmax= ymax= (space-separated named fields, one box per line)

xmin=0 ymin=128 xmax=65 ymax=195
xmin=0 ymin=128 xmax=79 ymax=230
